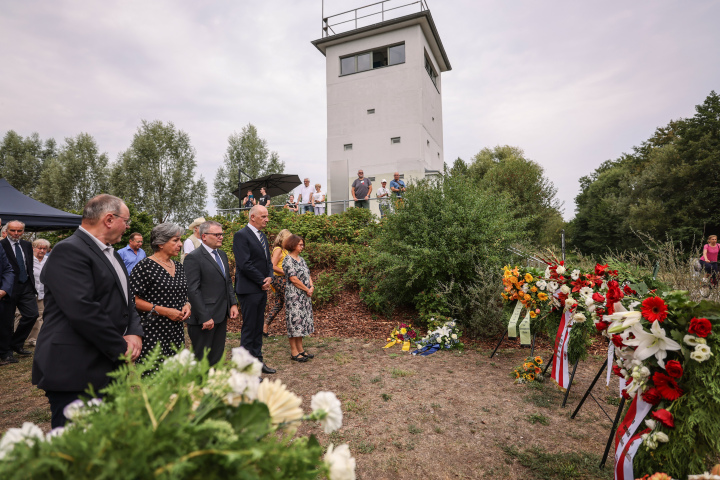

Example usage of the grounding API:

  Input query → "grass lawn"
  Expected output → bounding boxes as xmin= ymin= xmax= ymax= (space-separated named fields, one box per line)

xmin=1 ymin=333 xmax=619 ymax=480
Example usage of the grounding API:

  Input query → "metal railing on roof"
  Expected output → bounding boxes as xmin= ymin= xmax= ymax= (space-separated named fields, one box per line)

xmin=216 ymin=197 xmax=390 ymax=217
xmin=322 ymin=0 xmax=429 ymax=38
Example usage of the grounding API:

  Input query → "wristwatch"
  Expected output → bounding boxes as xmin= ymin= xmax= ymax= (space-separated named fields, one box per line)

xmin=150 ymin=304 xmax=157 ymax=316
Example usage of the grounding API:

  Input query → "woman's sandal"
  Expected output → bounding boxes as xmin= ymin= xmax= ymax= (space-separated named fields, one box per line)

xmin=299 ymin=351 xmax=314 ymax=359
xmin=291 ymin=354 xmax=309 ymax=363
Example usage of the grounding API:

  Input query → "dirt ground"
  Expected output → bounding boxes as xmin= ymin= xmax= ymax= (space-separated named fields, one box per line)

xmin=1 ymin=329 xmax=618 ymax=480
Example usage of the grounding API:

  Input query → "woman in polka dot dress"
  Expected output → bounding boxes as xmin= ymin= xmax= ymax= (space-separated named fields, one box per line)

xmin=130 ymin=223 xmax=191 ymax=370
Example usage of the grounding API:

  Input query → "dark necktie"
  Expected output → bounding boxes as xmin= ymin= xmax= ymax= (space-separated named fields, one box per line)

xmin=212 ymin=249 xmax=225 ymax=277
xmin=258 ymin=233 xmax=268 ymax=258
xmin=14 ymin=242 xmax=28 ymax=283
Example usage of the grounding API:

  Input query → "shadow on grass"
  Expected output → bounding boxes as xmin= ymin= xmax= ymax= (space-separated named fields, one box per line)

xmin=501 ymin=445 xmax=612 ymax=480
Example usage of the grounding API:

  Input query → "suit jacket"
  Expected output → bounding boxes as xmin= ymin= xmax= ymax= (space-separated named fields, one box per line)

xmin=32 ymin=229 xmax=144 ymax=392
xmin=0 ymin=246 xmax=13 ymax=299
xmin=184 ymin=245 xmax=237 ymax=325
xmin=0 ymin=238 xmax=37 ymax=297
xmin=233 ymin=226 xmax=272 ymax=295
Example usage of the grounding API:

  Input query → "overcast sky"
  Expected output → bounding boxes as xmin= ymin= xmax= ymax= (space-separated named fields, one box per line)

xmin=2 ymin=0 xmax=718 ymax=219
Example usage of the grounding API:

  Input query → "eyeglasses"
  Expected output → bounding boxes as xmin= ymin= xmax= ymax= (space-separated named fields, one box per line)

xmin=112 ymin=214 xmax=132 ymax=226
xmin=205 ymin=232 xmax=224 ymax=237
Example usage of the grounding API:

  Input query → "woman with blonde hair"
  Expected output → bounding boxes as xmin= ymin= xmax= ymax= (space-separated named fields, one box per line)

xmin=701 ymin=234 xmax=719 ymax=287
xmin=263 ymin=229 xmax=292 ymax=336
xmin=312 ymin=183 xmax=325 ymax=215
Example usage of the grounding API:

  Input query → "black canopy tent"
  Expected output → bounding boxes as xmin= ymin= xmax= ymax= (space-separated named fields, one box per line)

xmin=0 ymin=178 xmax=82 ymax=231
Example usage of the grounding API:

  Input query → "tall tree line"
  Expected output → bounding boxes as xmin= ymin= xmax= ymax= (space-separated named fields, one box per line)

xmin=569 ymin=91 xmax=720 ymax=254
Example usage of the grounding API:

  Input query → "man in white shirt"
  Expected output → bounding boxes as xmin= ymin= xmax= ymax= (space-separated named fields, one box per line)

xmin=297 ymin=178 xmax=314 ymax=215
xmin=376 ymin=179 xmax=391 ymax=218
xmin=182 ymin=217 xmax=205 ymax=262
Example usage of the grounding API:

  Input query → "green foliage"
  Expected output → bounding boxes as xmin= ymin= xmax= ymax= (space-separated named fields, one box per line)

xmin=634 ymin=299 xmax=720 ymax=479
xmin=212 ymin=124 xmax=285 ymax=210
xmin=357 ymin=174 xmax=526 ymax=316
xmin=570 ymin=90 xmax=720 ymax=255
xmin=413 ymin=290 xmax=452 ymax=323
xmin=35 ymin=133 xmax=109 ymax=212
xmin=0 ymin=131 xmax=56 ymax=196
xmin=0 ymin=347 xmax=330 ymax=479
xmin=312 ymin=271 xmax=343 ymax=308
xmin=501 ymin=445 xmax=612 ymax=480
xmin=110 ymin=120 xmax=207 ymax=225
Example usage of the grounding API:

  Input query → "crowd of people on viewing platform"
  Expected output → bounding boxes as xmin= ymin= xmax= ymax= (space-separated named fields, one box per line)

xmin=0 ymin=196 xmax=317 ymax=428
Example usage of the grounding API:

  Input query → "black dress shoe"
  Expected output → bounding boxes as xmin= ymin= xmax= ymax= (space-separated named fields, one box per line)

xmin=299 ymin=351 xmax=314 ymax=359
xmin=0 ymin=356 xmax=19 ymax=365
xmin=13 ymin=348 xmax=32 ymax=356
xmin=261 ymin=363 xmax=276 ymax=374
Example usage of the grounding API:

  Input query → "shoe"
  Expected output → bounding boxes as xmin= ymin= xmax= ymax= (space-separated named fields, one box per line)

xmin=13 ymin=348 xmax=32 ymax=356
xmin=0 ymin=356 xmax=18 ymax=365
xmin=299 ymin=351 xmax=314 ymax=359
xmin=261 ymin=364 xmax=276 ymax=374
xmin=262 ymin=332 xmax=269 ymax=337
xmin=291 ymin=354 xmax=309 ymax=363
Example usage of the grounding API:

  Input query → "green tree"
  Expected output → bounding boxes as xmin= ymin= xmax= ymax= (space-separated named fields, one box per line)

xmin=110 ymin=120 xmax=207 ymax=225
xmin=213 ymin=124 xmax=285 ymax=210
xmin=36 ymin=133 xmax=110 ymax=211
xmin=0 ymin=131 xmax=54 ymax=196
xmin=466 ymin=145 xmax=565 ymax=246
xmin=446 ymin=157 xmax=468 ymax=178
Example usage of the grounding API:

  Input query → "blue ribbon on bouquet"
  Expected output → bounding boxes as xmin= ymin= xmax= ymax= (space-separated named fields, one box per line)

xmin=411 ymin=343 xmax=442 ymax=356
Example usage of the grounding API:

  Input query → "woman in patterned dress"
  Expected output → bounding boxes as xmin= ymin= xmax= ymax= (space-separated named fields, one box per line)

xmin=282 ymin=234 xmax=314 ymax=362
xmin=130 ymin=223 xmax=190 ymax=370
xmin=263 ymin=229 xmax=292 ymax=337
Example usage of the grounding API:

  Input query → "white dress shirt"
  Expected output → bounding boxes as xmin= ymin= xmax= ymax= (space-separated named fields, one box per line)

xmin=79 ymin=226 xmax=128 ymax=302
xmin=8 ymin=238 xmax=28 ymax=268
xmin=247 ymin=224 xmax=268 ymax=259
xmin=34 ymin=256 xmax=48 ymax=300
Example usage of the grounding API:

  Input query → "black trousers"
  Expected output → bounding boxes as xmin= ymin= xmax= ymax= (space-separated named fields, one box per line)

xmin=0 ymin=282 xmax=39 ymax=358
xmin=237 ymin=292 xmax=267 ymax=363
xmin=188 ymin=320 xmax=228 ymax=366
xmin=45 ymin=390 xmax=84 ymax=428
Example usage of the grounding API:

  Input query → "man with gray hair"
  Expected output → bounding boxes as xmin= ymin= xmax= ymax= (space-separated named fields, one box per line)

xmin=32 ymin=194 xmax=144 ymax=427
xmin=0 ymin=220 xmax=38 ymax=363
xmin=185 ymin=221 xmax=238 ymax=365
xmin=297 ymin=178 xmax=314 ymax=214
xmin=13 ymin=239 xmax=50 ymax=347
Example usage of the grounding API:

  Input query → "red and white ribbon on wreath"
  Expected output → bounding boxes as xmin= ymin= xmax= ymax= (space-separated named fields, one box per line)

xmin=551 ymin=309 xmax=572 ymax=390
xmin=614 ymin=394 xmax=653 ymax=480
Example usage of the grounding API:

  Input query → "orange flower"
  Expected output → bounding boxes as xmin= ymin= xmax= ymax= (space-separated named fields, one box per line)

xmin=530 ymin=286 xmax=538 ymax=293
xmin=538 ymin=293 xmax=548 ymax=301
xmin=529 ymin=311 xmax=537 ymax=318
xmin=534 ymin=367 xmax=541 ymax=374
xmin=524 ymin=294 xmax=531 ymax=301
xmin=524 ymin=273 xmax=533 ymax=283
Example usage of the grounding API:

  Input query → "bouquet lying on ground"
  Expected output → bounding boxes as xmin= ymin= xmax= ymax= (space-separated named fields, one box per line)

xmin=414 ymin=318 xmax=464 ymax=351
xmin=0 ymin=347 xmax=356 ymax=480
xmin=510 ymin=356 xmax=545 ymax=384
xmin=384 ymin=323 xmax=417 ymax=348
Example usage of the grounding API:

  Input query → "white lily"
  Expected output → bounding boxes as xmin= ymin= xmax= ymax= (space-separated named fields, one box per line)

xmin=606 ymin=311 xmax=643 ymax=334
xmin=623 ymin=321 xmax=681 ymax=369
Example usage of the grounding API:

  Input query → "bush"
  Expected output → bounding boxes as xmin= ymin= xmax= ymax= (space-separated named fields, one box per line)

xmin=312 ymin=271 xmax=343 ymax=308
xmin=357 ymin=174 xmax=527 ymax=316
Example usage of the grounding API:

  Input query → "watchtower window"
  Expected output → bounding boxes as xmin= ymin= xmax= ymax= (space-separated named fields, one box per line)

xmin=340 ymin=43 xmax=405 ymax=76
xmin=425 ymin=55 xmax=438 ymax=87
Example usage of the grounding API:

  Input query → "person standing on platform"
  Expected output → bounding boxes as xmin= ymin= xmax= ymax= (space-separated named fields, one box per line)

xmin=297 ymin=178 xmax=314 ymax=214
xmin=390 ymin=172 xmax=406 ymax=200
xmin=32 ymin=194 xmax=143 ymax=427
xmin=185 ymin=221 xmax=238 ymax=365
xmin=233 ymin=205 xmax=275 ymax=374
xmin=351 ymin=169 xmax=372 ymax=209
xmin=181 ymin=217 xmax=205 ymax=263
xmin=117 ymin=232 xmax=146 ymax=274
xmin=376 ymin=179 xmax=390 ymax=218
xmin=257 ymin=187 xmax=271 ymax=207
xmin=0 ymin=220 xmax=39 ymax=363
xmin=0 ymin=218 xmax=14 ymax=366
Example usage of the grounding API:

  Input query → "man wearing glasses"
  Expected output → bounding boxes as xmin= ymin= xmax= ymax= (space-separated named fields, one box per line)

xmin=184 ymin=221 xmax=238 ymax=365
xmin=13 ymin=239 xmax=51 ymax=348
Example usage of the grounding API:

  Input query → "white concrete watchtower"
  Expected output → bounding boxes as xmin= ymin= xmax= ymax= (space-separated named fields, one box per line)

xmin=312 ymin=1 xmax=451 ymax=215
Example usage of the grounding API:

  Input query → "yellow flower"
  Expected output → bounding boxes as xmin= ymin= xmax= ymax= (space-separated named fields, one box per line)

xmin=530 ymin=286 xmax=537 ymax=293
xmin=524 ymin=273 xmax=533 ymax=283
xmin=537 ymin=292 xmax=548 ymax=301
xmin=400 ymin=328 xmax=407 ymax=335
xmin=534 ymin=356 xmax=543 ymax=364
xmin=528 ymin=373 xmax=535 ymax=381
xmin=256 ymin=379 xmax=303 ymax=428
xmin=529 ymin=311 xmax=537 ymax=318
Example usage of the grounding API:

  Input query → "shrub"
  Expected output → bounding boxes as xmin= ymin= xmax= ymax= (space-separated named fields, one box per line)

xmin=312 ymin=271 xmax=344 ymax=308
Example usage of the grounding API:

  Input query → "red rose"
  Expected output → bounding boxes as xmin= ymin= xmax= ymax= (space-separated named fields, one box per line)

xmin=651 ymin=409 xmax=675 ymax=428
xmin=664 ymin=360 xmax=683 ymax=378
xmin=606 ymin=280 xmax=624 ymax=305
xmin=611 ymin=334 xmax=625 ymax=348
xmin=557 ymin=292 xmax=568 ymax=306
xmin=623 ymin=284 xmax=638 ymax=296
xmin=592 ymin=292 xmax=606 ymax=303
xmin=621 ymin=389 xmax=631 ymax=400
xmin=595 ymin=321 xmax=610 ymax=333
xmin=688 ymin=317 xmax=712 ymax=338
xmin=641 ymin=296 xmax=668 ymax=323
xmin=642 ymin=388 xmax=662 ymax=405
xmin=612 ymin=365 xmax=623 ymax=377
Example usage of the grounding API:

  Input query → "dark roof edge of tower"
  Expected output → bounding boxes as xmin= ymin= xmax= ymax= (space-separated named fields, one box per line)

xmin=311 ymin=10 xmax=451 ymax=72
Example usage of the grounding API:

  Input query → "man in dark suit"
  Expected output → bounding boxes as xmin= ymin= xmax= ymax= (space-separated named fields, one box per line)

xmin=0 ymin=218 xmax=15 ymax=366
xmin=32 ymin=194 xmax=143 ymax=427
xmin=233 ymin=205 xmax=275 ymax=374
xmin=0 ymin=220 xmax=39 ymax=363
xmin=185 ymin=220 xmax=239 ymax=365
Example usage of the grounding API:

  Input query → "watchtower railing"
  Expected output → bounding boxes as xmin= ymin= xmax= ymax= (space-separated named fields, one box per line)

xmin=322 ymin=0 xmax=429 ymax=38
